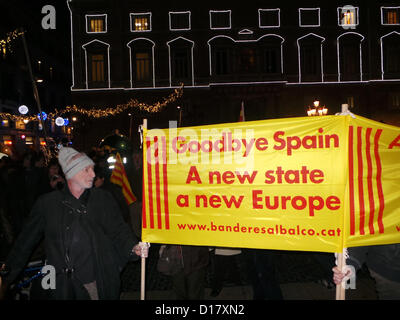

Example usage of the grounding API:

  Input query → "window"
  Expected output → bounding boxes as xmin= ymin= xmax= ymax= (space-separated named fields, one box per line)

xmin=259 ymin=9 xmax=280 ymax=28
xmin=15 ymin=120 xmax=26 ymax=130
xmin=299 ymin=8 xmax=320 ymax=27
xmin=169 ymin=11 xmax=191 ymax=30
xmin=210 ymin=10 xmax=231 ymax=29
xmin=338 ymin=6 xmax=359 ymax=27
xmin=238 ymin=48 xmax=256 ymax=73
xmin=83 ymin=40 xmax=110 ymax=88
xmin=130 ymin=13 xmax=151 ymax=32
xmin=1 ymin=119 xmax=9 ymax=127
xmin=208 ymin=37 xmax=234 ymax=77
xmin=215 ymin=48 xmax=229 ymax=75
xmin=173 ymin=49 xmax=190 ymax=78
xmin=3 ymin=135 xmax=12 ymax=144
xmin=168 ymin=37 xmax=194 ymax=86
xmin=297 ymin=33 xmax=325 ymax=82
xmin=301 ymin=44 xmax=320 ymax=75
xmin=263 ymin=48 xmax=279 ymax=73
xmin=382 ymin=7 xmax=400 ymax=25
xmin=128 ymin=39 xmax=154 ymax=88
xmin=337 ymin=33 xmax=364 ymax=82
xmin=385 ymin=42 xmax=400 ymax=74
xmin=86 ymin=15 xmax=107 ymax=33
xmin=25 ymin=136 xmax=33 ymax=145
xmin=90 ymin=54 xmax=105 ymax=82
xmin=391 ymin=93 xmax=400 ymax=109
xmin=135 ymin=52 xmax=151 ymax=81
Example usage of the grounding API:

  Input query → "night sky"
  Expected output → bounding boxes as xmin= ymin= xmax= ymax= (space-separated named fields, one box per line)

xmin=0 ymin=0 xmax=71 ymax=69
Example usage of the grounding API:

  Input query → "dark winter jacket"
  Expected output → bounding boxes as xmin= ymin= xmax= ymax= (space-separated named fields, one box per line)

xmin=181 ymin=245 xmax=209 ymax=276
xmin=4 ymin=185 xmax=139 ymax=299
xmin=347 ymin=244 xmax=400 ymax=283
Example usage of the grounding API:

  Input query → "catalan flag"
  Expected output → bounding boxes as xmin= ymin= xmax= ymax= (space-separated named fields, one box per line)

xmin=348 ymin=125 xmax=385 ymax=236
xmin=142 ymin=134 xmax=170 ymax=230
xmin=110 ymin=153 xmax=137 ymax=205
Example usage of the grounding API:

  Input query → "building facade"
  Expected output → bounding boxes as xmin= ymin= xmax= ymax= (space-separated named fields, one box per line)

xmin=68 ymin=0 xmax=400 ymax=148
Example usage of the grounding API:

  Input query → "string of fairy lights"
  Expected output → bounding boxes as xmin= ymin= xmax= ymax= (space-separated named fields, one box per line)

xmin=0 ymin=29 xmax=24 ymax=58
xmin=0 ymin=85 xmax=184 ymax=123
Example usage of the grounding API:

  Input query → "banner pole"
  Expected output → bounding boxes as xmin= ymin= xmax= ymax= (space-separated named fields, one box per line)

xmin=335 ymin=249 xmax=347 ymax=300
xmin=140 ymin=119 xmax=148 ymax=301
xmin=334 ymin=105 xmax=350 ymax=300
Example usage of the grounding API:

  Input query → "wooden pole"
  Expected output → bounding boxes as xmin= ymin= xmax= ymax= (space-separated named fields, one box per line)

xmin=140 ymin=119 xmax=147 ymax=301
xmin=140 ymin=255 xmax=146 ymax=300
xmin=334 ymin=106 xmax=350 ymax=300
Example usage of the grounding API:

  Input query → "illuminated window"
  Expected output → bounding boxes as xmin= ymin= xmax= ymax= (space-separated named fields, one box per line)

xmin=86 ymin=15 xmax=107 ymax=33
xmin=3 ymin=136 xmax=12 ymax=145
xmin=90 ymin=54 xmax=105 ymax=82
xmin=25 ymin=136 xmax=33 ymax=145
xmin=338 ymin=7 xmax=359 ymax=27
xmin=382 ymin=7 xmax=400 ymax=25
xmin=1 ymin=119 xmax=9 ymax=127
xmin=15 ymin=119 xmax=26 ymax=130
xmin=135 ymin=52 xmax=151 ymax=81
xmin=131 ymin=13 xmax=151 ymax=32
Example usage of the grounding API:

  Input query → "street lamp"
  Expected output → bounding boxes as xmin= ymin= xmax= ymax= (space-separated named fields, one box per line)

xmin=307 ymin=100 xmax=328 ymax=116
xmin=18 ymin=105 xmax=29 ymax=115
xmin=128 ymin=113 xmax=133 ymax=140
xmin=177 ymin=105 xmax=182 ymax=127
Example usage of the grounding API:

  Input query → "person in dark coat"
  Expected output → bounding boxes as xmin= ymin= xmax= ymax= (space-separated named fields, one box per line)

xmin=332 ymin=244 xmax=400 ymax=299
xmin=170 ymin=245 xmax=209 ymax=300
xmin=0 ymin=147 xmax=148 ymax=300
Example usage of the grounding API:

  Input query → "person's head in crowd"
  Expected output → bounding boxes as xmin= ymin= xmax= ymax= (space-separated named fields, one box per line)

xmin=93 ymin=165 xmax=105 ymax=188
xmin=58 ymin=147 xmax=95 ymax=190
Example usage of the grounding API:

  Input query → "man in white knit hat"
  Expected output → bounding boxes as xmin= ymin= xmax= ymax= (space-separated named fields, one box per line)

xmin=58 ymin=147 xmax=96 ymax=196
xmin=0 ymin=146 xmax=148 ymax=300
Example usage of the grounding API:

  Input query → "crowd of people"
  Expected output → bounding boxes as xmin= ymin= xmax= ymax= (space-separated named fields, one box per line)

xmin=0 ymin=144 xmax=399 ymax=300
xmin=0 ymin=145 xmax=146 ymax=300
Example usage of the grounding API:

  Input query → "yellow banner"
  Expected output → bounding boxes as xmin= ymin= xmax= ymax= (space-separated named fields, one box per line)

xmin=142 ymin=115 xmax=400 ymax=253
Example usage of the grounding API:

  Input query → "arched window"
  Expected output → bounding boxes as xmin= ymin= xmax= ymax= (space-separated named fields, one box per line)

xmin=258 ymin=35 xmax=284 ymax=78
xmin=127 ymin=38 xmax=155 ymax=88
xmin=167 ymin=37 xmax=194 ymax=86
xmin=337 ymin=32 xmax=364 ymax=81
xmin=381 ymin=31 xmax=400 ymax=80
xmin=82 ymin=40 xmax=110 ymax=89
xmin=208 ymin=34 xmax=284 ymax=82
xmin=208 ymin=36 xmax=235 ymax=77
xmin=297 ymin=33 xmax=325 ymax=82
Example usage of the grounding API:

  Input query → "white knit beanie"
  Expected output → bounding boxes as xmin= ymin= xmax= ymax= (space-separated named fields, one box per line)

xmin=58 ymin=147 xmax=95 ymax=179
